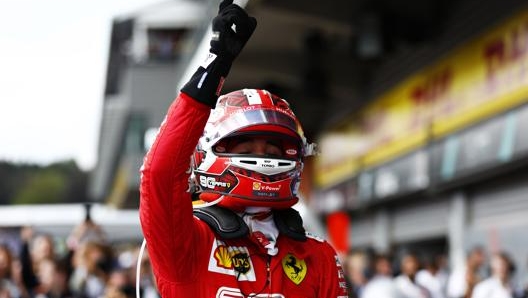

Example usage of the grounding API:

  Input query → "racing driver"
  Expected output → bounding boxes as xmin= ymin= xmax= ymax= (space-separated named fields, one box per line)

xmin=139 ymin=1 xmax=349 ymax=297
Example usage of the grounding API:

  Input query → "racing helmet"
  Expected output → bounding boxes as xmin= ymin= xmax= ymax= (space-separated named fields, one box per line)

xmin=191 ymin=89 xmax=316 ymax=210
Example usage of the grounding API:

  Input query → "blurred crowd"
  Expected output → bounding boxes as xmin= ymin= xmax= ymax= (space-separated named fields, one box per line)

xmin=0 ymin=220 xmax=157 ymax=298
xmin=343 ymin=247 xmax=528 ymax=298
xmin=4 ymin=217 xmax=528 ymax=298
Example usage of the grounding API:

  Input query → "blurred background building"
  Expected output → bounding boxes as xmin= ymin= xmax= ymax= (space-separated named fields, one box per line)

xmin=89 ymin=0 xmax=528 ymax=286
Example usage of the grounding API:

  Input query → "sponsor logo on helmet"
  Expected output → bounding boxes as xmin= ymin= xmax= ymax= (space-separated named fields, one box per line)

xmin=252 ymin=182 xmax=281 ymax=191
xmin=242 ymin=105 xmax=258 ymax=111
xmin=200 ymin=176 xmax=231 ymax=189
xmin=286 ymin=148 xmax=298 ymax=155
xmin=252 ymin=182 xmax=261 ymax=190
xmin=252 ymin=191 xmax=279 ymax=198
xmin=261 ymin=160 xmax=275 ymax=168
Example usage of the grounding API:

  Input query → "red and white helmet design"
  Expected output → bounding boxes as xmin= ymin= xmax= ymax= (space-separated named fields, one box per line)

xmin=191 ymin=89 xmax=316 ymax=210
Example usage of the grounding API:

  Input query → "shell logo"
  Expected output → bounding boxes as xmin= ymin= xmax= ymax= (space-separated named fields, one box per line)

xmin=252 ymin=182 xmax=261 ymax=190
xmin=214 ymin=245 xmax=233 ymax=269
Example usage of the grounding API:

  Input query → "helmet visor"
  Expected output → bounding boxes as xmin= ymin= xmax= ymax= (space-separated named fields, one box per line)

xmin=207 ymin=108 xmax=304 ymax=146
xmin=213 ymin=133 xmax=302 ymax=159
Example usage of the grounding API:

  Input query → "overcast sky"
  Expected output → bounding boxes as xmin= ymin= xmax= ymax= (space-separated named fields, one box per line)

xmin=0 ymin=0 xmax=162 ymax=171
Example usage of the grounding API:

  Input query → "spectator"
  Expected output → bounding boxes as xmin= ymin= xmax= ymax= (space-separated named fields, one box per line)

xmin=361 ymin=253 xmax=398 ymax=298
xmin=0 ymin=244 xmax=21 ymax=298
xmin=447 ymin=247 xmax=486 ymax=298
xmin=416 ymin=254 xmax=449 ymax=298
xmin=394 ymin=252 xmax=431 ymax=298
xmin=30 ymin=235 xmax=55 ymax=268
xmin=19 ymin=227 xmax=56 ymax=296
xmin=66 ymin=219 xmax=106 ymax=251
xmin=471 ymin=252 xmax=515 ymax=298
xmin=35 ymin=257 xmax=73 ymax=298
xmin=344 ymin=249 xmax=370 ymax=298
xmin=102 ymin=245 xmax=158 ymax=298
xmin=69 ymin=241 xmax=113 ymax=298
xmin=66 ymin=209 xmax=111 ymax=298
xmin=103 ymin=267 xmax=134 ymax=298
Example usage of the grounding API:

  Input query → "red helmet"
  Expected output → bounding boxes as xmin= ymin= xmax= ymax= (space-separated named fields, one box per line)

xmin=191 ymin=89 xmax=316 ymax=210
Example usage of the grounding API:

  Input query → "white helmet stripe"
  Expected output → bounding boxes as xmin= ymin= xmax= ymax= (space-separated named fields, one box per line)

xmin=243 ymin=89 xmax=262 ymax=105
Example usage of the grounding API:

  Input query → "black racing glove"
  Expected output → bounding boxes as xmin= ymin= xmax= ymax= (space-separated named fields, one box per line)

xmin=181 ymin=0 xmax=257 ymax=108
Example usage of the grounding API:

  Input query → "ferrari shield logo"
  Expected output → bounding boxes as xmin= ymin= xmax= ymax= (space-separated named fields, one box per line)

xmin=282 ymin=253 xmax=307 ymax=285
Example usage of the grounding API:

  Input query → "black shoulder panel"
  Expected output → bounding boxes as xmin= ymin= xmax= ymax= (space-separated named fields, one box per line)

xmin=193 ymin=206 xmax=306 ymax=241
xmin=193 ymin=206 xmax=249 ymax=239
xmin=273 ymin=208 xmax=307 ymax=241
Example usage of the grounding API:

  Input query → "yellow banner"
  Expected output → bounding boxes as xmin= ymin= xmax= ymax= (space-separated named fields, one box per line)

xmin=316 ymin=10 xmax=528 ymax=188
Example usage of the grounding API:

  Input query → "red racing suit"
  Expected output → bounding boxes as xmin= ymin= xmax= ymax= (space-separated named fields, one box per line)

xmin=140 ymin=92 xmax=349 ymax=298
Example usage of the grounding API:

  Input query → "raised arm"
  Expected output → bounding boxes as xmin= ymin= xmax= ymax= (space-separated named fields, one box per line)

xmin=139 ymin=0 xmax=256 ymax=282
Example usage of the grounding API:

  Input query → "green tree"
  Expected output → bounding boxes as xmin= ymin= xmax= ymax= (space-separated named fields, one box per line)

xmin=0 ymin=160 xmax=89 ymax=204
xmin=12 ymin=169 xmax=67 ymax=204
